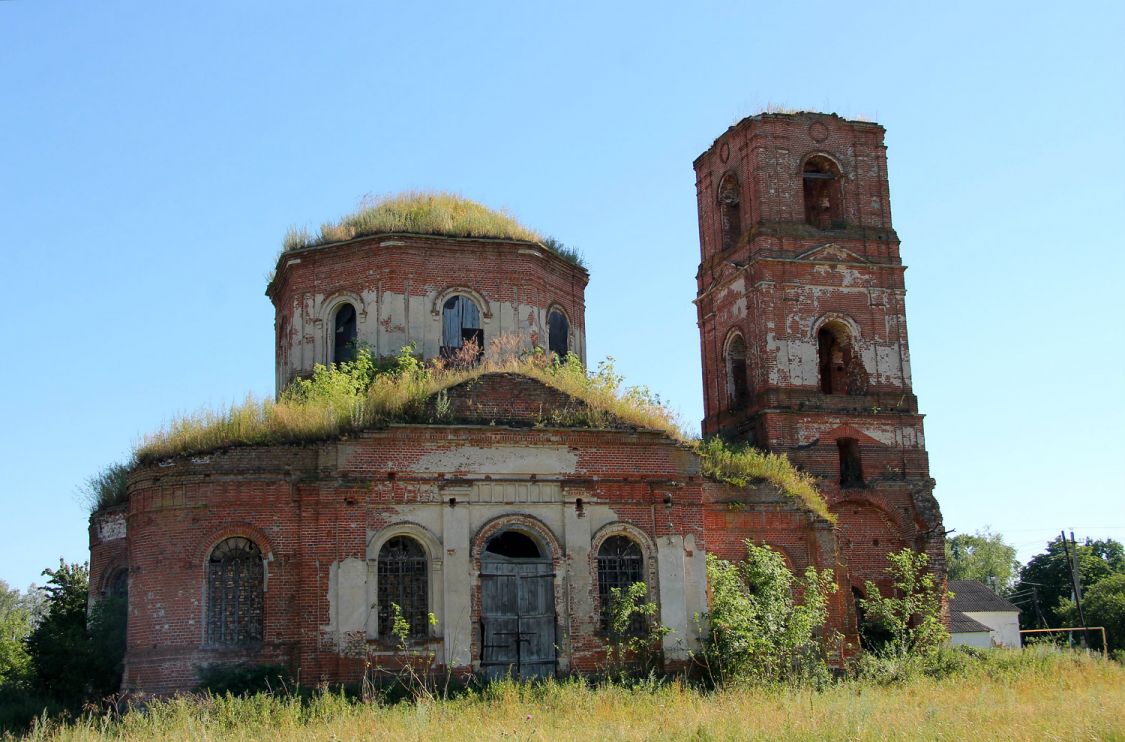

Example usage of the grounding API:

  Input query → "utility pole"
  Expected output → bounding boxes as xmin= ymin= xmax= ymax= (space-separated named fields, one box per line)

xmin=1060 ymin=530 xmax=1091 ymax=649
xmin=1031 ymin=585 xmax=1049 ymax=629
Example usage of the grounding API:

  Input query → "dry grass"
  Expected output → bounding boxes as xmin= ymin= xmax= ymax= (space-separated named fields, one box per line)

xmin=19 ymin=651 xmax=1125 ymax=741
xmin=279 ymin=191 xmax=584 ymax=267
xmin=133 ymin=345 xmax=829 ymax=518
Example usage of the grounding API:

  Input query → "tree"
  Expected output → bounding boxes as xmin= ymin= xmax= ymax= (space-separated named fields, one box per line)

xmin=945 ymin=528 xmax=1019 ymax=592
xmin=860 ymin=549 xmax=949 ymax=658
xmin=0 ymin=581 xmax=32 ymax=686
xmin=24 ymin=561 xmax=94 ymax=702
xmin=1060 ymin=573 xmax=1125 ymax=653
xmin=701 ymin=541 xmax=837 ymax=685
xmin=1013 ymin=537 xmax=1125 ymax=628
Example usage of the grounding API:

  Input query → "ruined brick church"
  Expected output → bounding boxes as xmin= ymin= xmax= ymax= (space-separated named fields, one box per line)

xmin=89 ymin=112 xmax=944 ymax=692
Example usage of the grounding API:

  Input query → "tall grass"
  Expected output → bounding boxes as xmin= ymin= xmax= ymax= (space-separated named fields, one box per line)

xmin=77 ymin=463 xmax=131 ymax=512
xmin=131 ymin=344 xmax=829 ymax=518
xmin=17 ymin=649 xmax=1125 ymax=741
xmin=279 ymin=191 xmax=585 ymax=267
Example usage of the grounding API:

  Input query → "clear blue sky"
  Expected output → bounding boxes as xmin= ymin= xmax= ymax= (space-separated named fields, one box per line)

xmin=1 ymin=1 xmax=1122 ymax=590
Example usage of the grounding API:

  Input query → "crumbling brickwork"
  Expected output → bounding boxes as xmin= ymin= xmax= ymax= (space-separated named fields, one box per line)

xmin=90 ymin=112 xmax=943 ymax=693
xmin=693 ymin=111 xmax=945 ymax=602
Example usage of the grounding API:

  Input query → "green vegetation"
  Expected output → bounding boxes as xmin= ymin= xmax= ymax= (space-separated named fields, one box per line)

xmin=1060 ymin=572 xmax=1125 ymax=654
xmin=602 ymin=582 xmax=668 ymax=678
xmin=0 ymin=582 xmax=33 ymax=688
xmin=9 ymin=649 xmax=1124 ymax=741
xmin=1012 ymin=535 xmax=1125 ymax=630
xmin=1 ymin=562 xmax=126 ymax=736
xmin=945 ymin=527 xmax=1020 ymax=592
xmin=77 ymin=464 xmax=130 ymax=513
xmin=700 ymin=541 xmax=837 ymax=686
xmin=279 ymin=191 xmax=585 ymax=267
xmin=697 ymin=438 xmax=833 ymax=522
xmin=132 ymin=343 xmax=831 ymax=519
xmin=854 ymin=549 xmax=951 ymax=682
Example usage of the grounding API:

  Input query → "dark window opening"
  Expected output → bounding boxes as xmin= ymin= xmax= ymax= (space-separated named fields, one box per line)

xmin=484 ymin=531 xmax=542 ymax=559
xmin=597 ymin=535 xmax=646 ymax=635
xmin=377 ymin=536 xmax=429 ymax=639
xmin=802 ymin=156 xmax=843 ymax=229
xmin=441 ymin=295 xmax=483 ymax=363
xmin=718 ymin=172 xmax=742 ymax=251
xmin=548 ymin=310 xmax=569 ymax=357
xmin=817 ymin=323 xmax=865 ymax=395
xmin=106 ymin=568 xmax=128 ymax=600
xmin=838 ymin=437 xmax=864 ymax=488
xmin=725 ymin=334 xmax=748 ymax=410
xmin=207 ymin=537 xmax=264 ymax=646
xmin=333 ymin=303 xmax=358 ymax=364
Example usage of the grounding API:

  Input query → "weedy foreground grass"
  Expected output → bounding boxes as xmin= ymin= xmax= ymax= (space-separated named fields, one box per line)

xmin=17 ymin=651 xmax=1125 ymax=742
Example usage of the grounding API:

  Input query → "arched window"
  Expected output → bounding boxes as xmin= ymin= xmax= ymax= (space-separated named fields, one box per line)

xmin=724 ymin=333 xmax=748 ymax=410
xmin=441 ymin=295 xmax=483 ymax=361
xmin=817 ymin=321 xmax=865 ymax=395
xmin=333 ymin=303 xmax=358 ymax=364
xmin=597 ymin=535 xmax=645 ymax=634
xmin=717 ymin=172 xmax=742 ymax=250
xmin=548 ymin=309 xmax=569 ymax=357
xmin=106 ymin=568 xmax=128 ymax=600
xmin=802 ymin=156 xmax=842 ymax=229
xmin=377 ymin=536 xmax=428 ymax=639
xmin=206 ymin=537 xmax=264 ymax=645
xmin=838 ymin=437 xmax=864 ymax=488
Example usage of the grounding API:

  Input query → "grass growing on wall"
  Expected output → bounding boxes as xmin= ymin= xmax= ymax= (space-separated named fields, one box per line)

xmin=279 ymin=191 xmax=585 ymax=267
xmin=130 ymin=344 xmax=829 ymax=519
xmin=17 ymin=649 xmax=1125 ymax=741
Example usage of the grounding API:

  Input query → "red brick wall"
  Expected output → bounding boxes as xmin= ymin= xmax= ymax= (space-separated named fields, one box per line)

xmin=98 ymin=373 xmax=851 ymax=692
xmin=693 ymin=112 xmax=946 ymax=614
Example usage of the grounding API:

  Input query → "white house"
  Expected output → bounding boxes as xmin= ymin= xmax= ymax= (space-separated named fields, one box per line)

xmin=949 ymin=580 xmax=1022 ymax=648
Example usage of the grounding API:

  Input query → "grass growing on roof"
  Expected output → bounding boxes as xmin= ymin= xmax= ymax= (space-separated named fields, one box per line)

xmin=280 ymin=191 xmax=584 ymax=267
xmin=132 ymin=341 xmax=829 ymax=519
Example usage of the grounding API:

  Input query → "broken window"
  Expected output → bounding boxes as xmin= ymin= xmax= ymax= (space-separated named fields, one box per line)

xmin=206 ymin=537 xmax=264 ymax=646
xmin=597 ymin=535 xmax=646 ymax=635
xmin=548 ymin=309 xmax=569 ymax=357
xmin=725 ymin=333 xmax=749 ymax=410
xmin=838 ymin=438 xmax=864 ymax=488
xmin=717 ymin=172 xmax=742 ymax=250
xmin=377 ymin=536 xmax=428 ymax=639
xmin=333 ymin=303 xmax=358 ymax=364
xmin=441 ymin=295 xmax=483 ymax=361
xmin=817 ymin=322 xmax=865 ymax=395
xmin=802 ymin=156 xmax=843 ymax=229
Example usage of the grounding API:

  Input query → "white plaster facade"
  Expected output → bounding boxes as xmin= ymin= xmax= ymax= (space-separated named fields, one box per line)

xmin=962 ymin=610 xmax=1022 ymax=648
xmin=317 ymin=446 xmax=707 ymax=673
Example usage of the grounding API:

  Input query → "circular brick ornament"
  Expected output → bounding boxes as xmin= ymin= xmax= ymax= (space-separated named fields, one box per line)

xmin=809 ymin=122 xmax=829 ymax=142
xmin=719 ymin=142 xmax=730 ymax=163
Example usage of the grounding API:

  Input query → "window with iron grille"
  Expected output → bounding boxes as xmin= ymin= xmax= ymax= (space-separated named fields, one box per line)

xmin=597 ymin=535 xmax=646 ymax=635
xmin=377 ymin=536 xmax=429 ymax=639
xmin=206 ymin=537 xmax=264 ymax=646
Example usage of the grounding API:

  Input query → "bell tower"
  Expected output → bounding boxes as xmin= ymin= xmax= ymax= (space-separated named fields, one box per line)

xmin=693 ymin=112 xmax=944 ymax=591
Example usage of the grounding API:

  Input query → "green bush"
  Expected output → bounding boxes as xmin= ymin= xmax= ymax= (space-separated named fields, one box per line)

xmin=858 ymin=549 xmax=949 ymax=659
xmin=699 ymin=541 xmax=837 ymax=686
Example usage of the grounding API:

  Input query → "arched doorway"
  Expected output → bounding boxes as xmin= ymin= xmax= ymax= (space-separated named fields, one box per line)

xmin=479 ymin=529 xmax=556 ymax=679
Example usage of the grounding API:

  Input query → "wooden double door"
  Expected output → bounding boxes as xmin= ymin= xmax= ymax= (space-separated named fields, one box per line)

xmin=479 ymin=556 xmax=556 ymax=679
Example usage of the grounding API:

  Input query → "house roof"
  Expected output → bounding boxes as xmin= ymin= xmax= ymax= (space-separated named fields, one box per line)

xmin=950 ymin=610 xmax=992 ymax=634
xmin=949 ymin=580 xmax=1020 ymax=614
